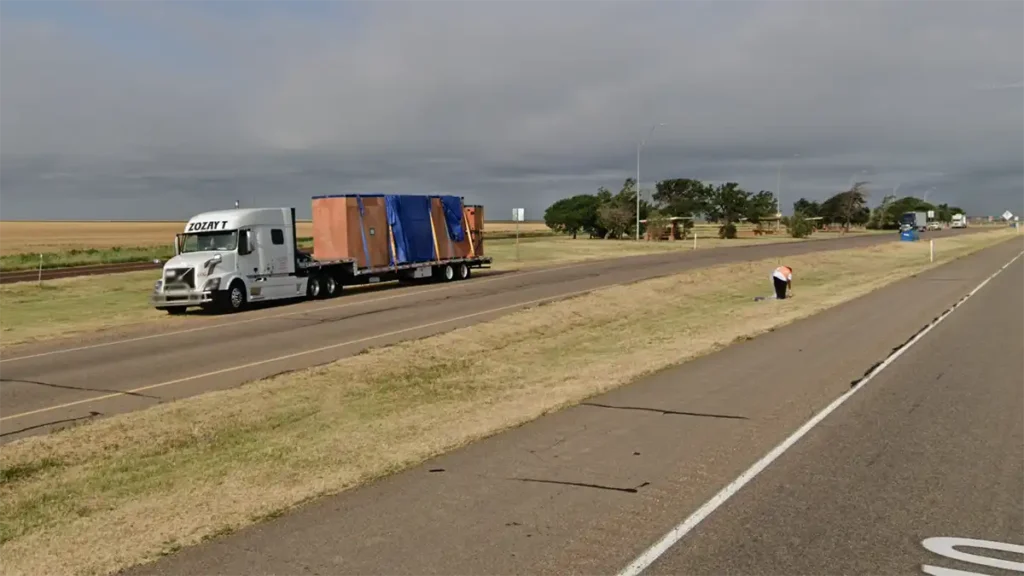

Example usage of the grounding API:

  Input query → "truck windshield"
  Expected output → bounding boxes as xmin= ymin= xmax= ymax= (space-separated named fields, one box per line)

xmin=180 ymin=231 xmax=238 ymax=253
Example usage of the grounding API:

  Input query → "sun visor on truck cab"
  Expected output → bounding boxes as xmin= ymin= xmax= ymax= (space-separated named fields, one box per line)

xmin=440 ymin=196 xmax=467 ymax=243
xmin=385 ymin=195 xmax=438 ymax=264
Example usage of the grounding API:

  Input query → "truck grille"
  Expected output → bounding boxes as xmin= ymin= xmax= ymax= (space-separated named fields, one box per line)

xmin=164 ymin=267 xmax=195 ymax=289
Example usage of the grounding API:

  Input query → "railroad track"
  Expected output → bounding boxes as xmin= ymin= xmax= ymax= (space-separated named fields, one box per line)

xmin=0 ymin=261 xmax=163 ymax=284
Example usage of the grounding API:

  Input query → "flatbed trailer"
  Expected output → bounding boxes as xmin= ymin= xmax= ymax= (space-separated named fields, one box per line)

xmin=151 ymin=195 xmax=492 ymax=314
xmin=296 ymin=252 xmax=492 ymax=294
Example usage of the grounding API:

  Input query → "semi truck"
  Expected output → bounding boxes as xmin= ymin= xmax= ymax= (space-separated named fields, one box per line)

xmin=150 ymin=194 xmax=492 ymax=314
xmin=951 ymin=213 xmax=968 ymax=228
xmin=899 ymin=211 xmax=928 ymax=233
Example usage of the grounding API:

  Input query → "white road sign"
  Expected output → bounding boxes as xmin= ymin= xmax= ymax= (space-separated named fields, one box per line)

xmin=513 ymin=208 xmax=526 ymax=222
xmin=1002 ymin=210 xmax=1014 ymax=221
xmin=927 ymin=210 xmax=935 ymax=219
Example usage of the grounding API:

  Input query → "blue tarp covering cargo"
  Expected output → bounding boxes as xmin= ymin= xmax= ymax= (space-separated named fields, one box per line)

xmin=439 ymin=195 xmax=466 ymax=243
xmin=385 ymin=194 xmax=438 ymax=264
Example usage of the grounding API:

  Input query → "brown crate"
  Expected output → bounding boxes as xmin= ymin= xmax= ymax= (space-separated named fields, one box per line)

xmin=430 ymin=197 xmax=475 ymax=260
xmin=465 ymin=204 xmax=485 ymax=256
xmin=312 ymin=197 xmax=350 ymax=262
xmin=312 ymin=196 xmax=390 ymax=267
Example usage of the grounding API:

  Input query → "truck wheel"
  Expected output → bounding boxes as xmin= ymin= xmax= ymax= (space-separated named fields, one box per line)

xmin=307 ymin=275 xmax=322 ymax=299
xmin=165 ymin=307 xmax=187 ymax=315
xmin=322 ymin=275 xmax=340 ymax=299
xmin=441 ymin=264 xmax=455 ymax=282
xmin=222 ymin=281 xmax=248 ymax=313
xmin=457 ymin=262 xmax=470 ymax=280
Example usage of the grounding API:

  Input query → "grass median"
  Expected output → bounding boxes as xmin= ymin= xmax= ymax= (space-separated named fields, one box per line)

xmin=1 ymin=234 xmax=808 ymax=348
xmin=1 ymin=228 xmax=1016 ymax=576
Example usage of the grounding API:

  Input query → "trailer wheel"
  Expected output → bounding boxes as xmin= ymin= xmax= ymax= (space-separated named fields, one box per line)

xmin=457 ymin=262 xmax=470 ymax=280
xmin=322 ymin=274 xmax=340 ymax=298
xmin=442 ymin=263 xmax=455 ymax=282
xmin=307 ymin=275 xmax=322 ymax=299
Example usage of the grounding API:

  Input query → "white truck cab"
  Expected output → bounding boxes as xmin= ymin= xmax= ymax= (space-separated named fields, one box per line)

xmin=151 ymin=207 xmax=306 ymax=313
xmin=951 ymin=213 xmax=967 ymax=228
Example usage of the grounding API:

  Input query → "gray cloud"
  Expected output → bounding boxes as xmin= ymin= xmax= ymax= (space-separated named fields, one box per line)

xmin=1 ymin=0 xmax=1022 ymax=221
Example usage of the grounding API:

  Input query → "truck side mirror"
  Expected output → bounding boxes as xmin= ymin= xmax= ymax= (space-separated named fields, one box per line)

xmin=238 ymin=230 xmax=252 ymax=255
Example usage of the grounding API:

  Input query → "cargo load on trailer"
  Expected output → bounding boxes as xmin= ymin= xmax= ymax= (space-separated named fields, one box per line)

xmin=151 ymin=195 xmax=491 ymax=314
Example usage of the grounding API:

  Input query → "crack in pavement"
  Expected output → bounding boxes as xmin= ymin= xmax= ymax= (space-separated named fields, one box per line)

xmin=1 ymin=411 xmax=102 ymax=437
xmin=0 ymin=378 xmax=161 ymax=400
xmin=511 ymin=477 xmax=651 ymax=494
xmin=582 ymin=402 xmax=749 ymax=420
xmin=849 ymin=286 xmax=980 ymax=390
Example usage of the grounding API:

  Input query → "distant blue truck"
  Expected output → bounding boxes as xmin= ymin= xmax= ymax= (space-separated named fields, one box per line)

xmin=900 ymin=211 xmax=928 ymax=233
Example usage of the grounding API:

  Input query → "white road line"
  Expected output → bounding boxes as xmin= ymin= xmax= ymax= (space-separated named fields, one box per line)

xmin=0 ymin=261 xmax=597 ymax=364
xmin=0 ymin=282 xmax=614 ymax=422
xmin=616 ymin=249 xmax=1024 ymax=576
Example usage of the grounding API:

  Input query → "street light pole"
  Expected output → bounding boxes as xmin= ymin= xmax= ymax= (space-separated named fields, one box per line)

xmin=776 ymin=153 xmax=799 ymax=217
xmin=636 ymin=123 xmax=666 ymax=241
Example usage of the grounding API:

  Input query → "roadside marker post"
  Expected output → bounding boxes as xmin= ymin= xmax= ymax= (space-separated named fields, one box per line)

xmin=693 ymin=232 xmax=697 ymax=250
xmin=930 ymin=240 xmax=934 ymax=263
xmin=512 ymin=208 xmax=525 ymax=262
xmin=37 ymin=254 xmax=43 ymax=286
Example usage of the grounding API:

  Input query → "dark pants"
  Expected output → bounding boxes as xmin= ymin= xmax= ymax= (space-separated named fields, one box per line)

xmin=773 ymin=276 xmax=788 ymax=299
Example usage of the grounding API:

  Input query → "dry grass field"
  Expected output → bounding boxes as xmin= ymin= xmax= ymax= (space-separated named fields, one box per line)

xmin=0 ymin=220 xmax=550 ymax=256
xmin=0 ymin=221 xmax=316 ymax=256
xmin=0 ymin=228 xmax=1015 ymax=576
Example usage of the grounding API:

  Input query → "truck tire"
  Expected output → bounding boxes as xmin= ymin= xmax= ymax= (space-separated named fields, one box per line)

xmin=457 ymin=262 xmax=470 ymax=280
xmin=165 ymin=307 xmax=187 ymax=315
xmin=221 ymin=280 xmax=248 ymax=313
xmin=322 ymin=274 xmax=340 ymax=298
xmin=307 ymin=275 xmax=323 ymax=299
xmin=441 ymin=263 xmax=455 ymax=282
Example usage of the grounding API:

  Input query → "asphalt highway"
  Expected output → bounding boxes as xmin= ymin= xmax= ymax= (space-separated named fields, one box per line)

xmin=0 ymin=228 xmax=985 ymax=442
xmin=119 ymin=235 xmax=1022 ymax=576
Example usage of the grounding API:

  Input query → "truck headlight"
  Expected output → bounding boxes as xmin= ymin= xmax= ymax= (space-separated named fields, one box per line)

xmin=203 ymin=277 xmax=221 ymax=291
xmin=154 ymin=280 xmax=163 ymax=291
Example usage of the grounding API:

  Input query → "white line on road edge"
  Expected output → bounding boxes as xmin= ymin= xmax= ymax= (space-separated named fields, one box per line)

xmin=615 ymin=248 xmax=1024 ymax=576
xmin=0 ymin=283 xmax=613 ymax=422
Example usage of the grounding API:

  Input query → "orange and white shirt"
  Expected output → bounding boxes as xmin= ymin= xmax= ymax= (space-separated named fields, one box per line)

xmin=773 ymin=265 xmax=792 ymax=282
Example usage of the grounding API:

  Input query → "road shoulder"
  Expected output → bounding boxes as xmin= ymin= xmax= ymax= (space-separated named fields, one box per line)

xmin=117 ymin=238 xmax=1024 ymax=575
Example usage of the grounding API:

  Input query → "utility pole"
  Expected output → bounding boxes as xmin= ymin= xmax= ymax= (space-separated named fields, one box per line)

xmin=636 ymin=123 xmax=666 ymax=241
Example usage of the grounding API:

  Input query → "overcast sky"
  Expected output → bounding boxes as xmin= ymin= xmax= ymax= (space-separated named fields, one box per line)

xmin=1 ymin=0 xmax=1022 ymax=221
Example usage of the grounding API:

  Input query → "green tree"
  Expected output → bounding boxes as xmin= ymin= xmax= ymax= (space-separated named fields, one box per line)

xmin=745 ymin=190 xmax=778 ymax=225
xmin=792 ymin=198 xmax=821 ymax=219
xmin=543 ymin=194 xmax=601 ymax=239
xmin=652 ymin=178 xmax=708 ymax=235
xmin=868 ymin=194 xmax=897 ymax=229
xmin=704 ymin=182 xmax=750 ymax=239
xmin=597 ymin=178 xmax=648 ymax=239
xmin=789 ymin=211 xmax=815 ymax=238
xmin=821 ymin=182 xmax=870 ymax=228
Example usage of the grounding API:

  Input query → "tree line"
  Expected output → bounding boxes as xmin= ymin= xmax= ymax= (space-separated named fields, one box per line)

xmin=543 ymin=177 xmax=777 ymax=240
xmin=791 ymin=185 xmax=964 ymax=231
xmin=545 ymin=177 xmax=965 ymax=240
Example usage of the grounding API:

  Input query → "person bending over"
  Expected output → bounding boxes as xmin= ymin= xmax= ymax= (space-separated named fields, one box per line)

xmin=772 ymin=265 xmax=793 ymax=299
